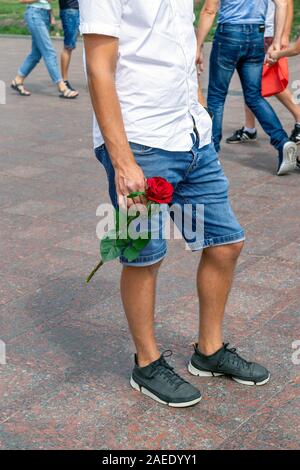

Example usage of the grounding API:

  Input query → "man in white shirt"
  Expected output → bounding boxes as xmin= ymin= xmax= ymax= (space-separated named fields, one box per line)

xmin=79 ymin=0 xmax=269 ymax=408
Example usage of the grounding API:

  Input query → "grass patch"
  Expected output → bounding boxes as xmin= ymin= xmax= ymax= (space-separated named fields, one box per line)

xmin=0 ymin=0 xmax=61 ymax=35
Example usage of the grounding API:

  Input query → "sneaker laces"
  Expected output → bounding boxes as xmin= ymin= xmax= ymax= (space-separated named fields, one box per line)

xmin=218 ymin=343 xmax=252 ymax=370
xmin=149 ymin=350 xmax=187 ymax=389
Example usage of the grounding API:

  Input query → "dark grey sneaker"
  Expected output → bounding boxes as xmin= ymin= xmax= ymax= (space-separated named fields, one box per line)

xmin=130 ymin=351 xmax=201 ymax=407
xmin=226 ymin=127 xmax=257 ymax=144
xmin=290 ymin=124 xmax=300 ymax=145
xmin=188 ymin=343 xmax=270 ymax=386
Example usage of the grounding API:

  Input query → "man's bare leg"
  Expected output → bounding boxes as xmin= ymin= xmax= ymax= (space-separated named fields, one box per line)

xmin=120 ymin=262 xmax=162 ymax=367
xmin=190 ymin=241 xmax=269 ymax=385
xmin=61 ymin=47 xmax=72 ymax=82
xmin=197 ymin=242 xmax=244 ymax=355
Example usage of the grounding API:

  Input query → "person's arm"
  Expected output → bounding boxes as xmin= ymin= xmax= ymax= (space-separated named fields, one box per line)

xmin=281 ymin=0 xmax=294 ymax=48
xmin=80 ymin=0 xmax=146 ymax=208
xmin=269 ymin=36 xmax=300 ymax=61
xmin=84 ymin=35 xmax=146 ymax=208
xmin=268 ymin=0 xmax=288 ymax=54
xmin=196 ymin=0 xmax=219 ymax=72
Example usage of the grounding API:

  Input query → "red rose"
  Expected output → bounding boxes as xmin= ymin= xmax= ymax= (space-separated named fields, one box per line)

xmin=146 ymin=177 xmax=174 ymax=204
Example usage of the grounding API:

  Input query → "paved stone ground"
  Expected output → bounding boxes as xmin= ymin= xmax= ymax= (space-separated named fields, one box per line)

xmin=0 ymin=36 xmax=299 ymax=450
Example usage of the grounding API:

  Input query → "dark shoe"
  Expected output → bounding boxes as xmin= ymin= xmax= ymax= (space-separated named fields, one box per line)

xmin=130 ymin=351 xmax=202 ymax=407
xmin=277 ymin=141 xmax=297 ymax=175
xmin=188 ymin=343 xmax=270 ymax=386
xmin=226 ymin=127 xmax=257 ymax=144
xmin=290 ymin=124 xmax=300 ymax=145
xmin=64 ymin=80 xmax=75 ymax=91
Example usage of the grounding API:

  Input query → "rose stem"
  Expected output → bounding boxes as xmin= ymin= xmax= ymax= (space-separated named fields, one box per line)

xmin=86 ymin=260 xmax=104 ymax=283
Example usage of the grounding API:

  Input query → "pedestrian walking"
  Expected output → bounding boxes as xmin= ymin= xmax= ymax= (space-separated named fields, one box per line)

xmin=11 ymin=0 xmax=78 ymax=99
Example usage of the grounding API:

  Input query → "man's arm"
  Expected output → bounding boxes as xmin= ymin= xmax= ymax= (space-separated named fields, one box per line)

xmin=282 ymin=0 xmax=294 ymax=48
xmin=196 ymin=0 xmax=219 ymax=72
xmin=83 ymin=34 xmax=146 ymax=208
xmin=269 ymin=0 xmax=288 ymax=52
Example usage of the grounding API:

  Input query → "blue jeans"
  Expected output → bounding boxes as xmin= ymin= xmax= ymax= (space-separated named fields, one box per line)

xmin=95 ymin=135 xmax=245 ymax=267
xmin=18 ymin=6 xmax=61 ymax=84
xmin=207 ymin=24 xmax=289 ymax=153
xmin=60 ymin=9 xmax=80 ymax=50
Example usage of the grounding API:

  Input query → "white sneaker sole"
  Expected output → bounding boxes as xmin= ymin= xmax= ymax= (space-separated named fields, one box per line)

xmin=188 ymin=362 xmax=270 ymax=386
xmin=130 ymin=376 xmax=202 ymax=408
xmin=277 ymin=141 xmax=297 ymax=175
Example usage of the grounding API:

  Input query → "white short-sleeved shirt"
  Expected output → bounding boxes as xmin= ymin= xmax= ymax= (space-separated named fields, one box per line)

xmin=79 ymin=0 xmax=212 ymax=151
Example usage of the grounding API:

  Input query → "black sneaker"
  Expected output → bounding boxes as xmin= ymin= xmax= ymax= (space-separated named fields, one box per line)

xmin=277 ymin=141 xmax=297 ymax=175
xmin=130 ymin=351 xmax=201 ymax=407
xmin=290 ymin=124 xmax=300 ymax=145
xmin=226 ymin=127 xmax=257 ymax=144
xmin=188 ymin=343 xmax=270 ymax=386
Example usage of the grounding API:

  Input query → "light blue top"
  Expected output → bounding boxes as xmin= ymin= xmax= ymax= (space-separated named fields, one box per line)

xmin=31 ymin=1 xmax=51 ymax=10
xmin=218 ymin=0 xmax=269 ymax=24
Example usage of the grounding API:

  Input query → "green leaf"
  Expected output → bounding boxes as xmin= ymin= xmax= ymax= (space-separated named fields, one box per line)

xmin=100 ymin=236 xmax=121 ymax=262
xmin=123 ymin=245 xmax=141 ymax=262
xmin=132 ymin=236 xmax=150 ymax=251
xmin=127 ymin=191 xmax=145 ymax=199
xmin=116 ymin=237 xmax=129 ymax=249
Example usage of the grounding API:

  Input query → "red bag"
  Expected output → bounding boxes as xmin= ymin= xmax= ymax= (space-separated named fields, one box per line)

xmin=261 ymin=57 xmax=289 ymax=97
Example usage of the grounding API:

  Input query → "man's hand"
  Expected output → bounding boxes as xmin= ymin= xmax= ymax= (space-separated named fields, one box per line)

xmin=266 ymin=49 xmax=281 ymax=64
xmin=115 ymin=162 xmax=147 ymax=209
xmin=265 ymin=41 xmax=281 ymax=64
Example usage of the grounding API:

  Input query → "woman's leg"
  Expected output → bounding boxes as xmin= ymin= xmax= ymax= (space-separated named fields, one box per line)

xmin=18 ymin=39 xmax=42 ymax=81
xmin=16 ymin=10 xmax=42 ymax=82
xmin=275 ymin=87 xmax=300 ymax=123
xmin=29 ymin=11 xmax=62 ymax=85
xmin=31 ymin=11 xmax=78 ymax=97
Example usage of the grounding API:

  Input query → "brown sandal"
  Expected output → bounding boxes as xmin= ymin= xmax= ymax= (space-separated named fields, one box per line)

xmin=11 ymin=80 xmax=31 ymax=96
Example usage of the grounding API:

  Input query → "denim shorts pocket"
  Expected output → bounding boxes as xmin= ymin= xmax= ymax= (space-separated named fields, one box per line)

xmin=129 ymin=142 xmax=154 ymax=155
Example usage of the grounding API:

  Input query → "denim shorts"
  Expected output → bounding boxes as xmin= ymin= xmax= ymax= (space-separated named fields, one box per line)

xmin=95 ymin=136 xmax=245 ymax=266
xmin=60 ymin=8 xmax=79 ymax=49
